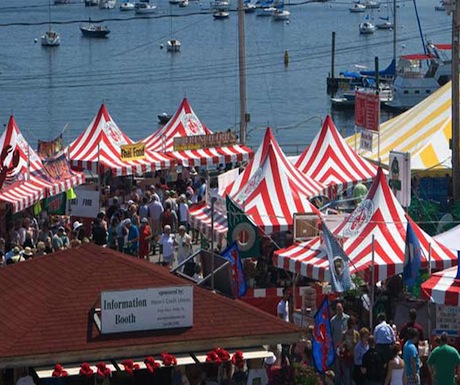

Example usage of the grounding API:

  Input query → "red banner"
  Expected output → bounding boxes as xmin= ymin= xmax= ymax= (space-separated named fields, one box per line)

xmin=355 ymin=91 xmax=380 ymax=132
xmin=43 ymin=153 xmax=73 ymax=181
xmin=37 ymin=134 xmax=64 ymax=159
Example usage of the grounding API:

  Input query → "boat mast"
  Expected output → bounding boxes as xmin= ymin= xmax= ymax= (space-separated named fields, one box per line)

xmin=238 ymin=0 xmax=247 ymax=145
xmin=393 ymin=0 xmax=396 ymax=63
xmin=48 ymin=0 xmax=52 ymax=30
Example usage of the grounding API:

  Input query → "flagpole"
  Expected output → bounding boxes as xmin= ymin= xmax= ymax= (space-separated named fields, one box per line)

xmin=370 ymin=234 xmax=375 ymax=329
xmin=210 ymin=196 xmax=217 ymax=292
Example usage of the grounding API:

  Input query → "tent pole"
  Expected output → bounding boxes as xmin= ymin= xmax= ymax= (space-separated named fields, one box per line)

xmin=370 ymin=234 xmax=375 ymax=329
xmin=427 ymin=243 xmax=432 ymax=341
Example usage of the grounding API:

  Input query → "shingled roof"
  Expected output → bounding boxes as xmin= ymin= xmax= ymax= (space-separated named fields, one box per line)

xmin=0 ymin=244 xmax=299 ymax=368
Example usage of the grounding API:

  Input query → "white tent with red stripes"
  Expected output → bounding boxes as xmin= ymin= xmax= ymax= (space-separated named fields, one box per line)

xmin=274 ymin=167 xmax=457 ymax=283
xmin=0 ymin=116 xmax=84 ymax=213
xmin=69 ymin=104 xmax=172 ymax=176
xmin=421 ymin=266 xmax=460 ymax=306
xmin=223 ymin=127 xmax=324 ymax=234
xmin=188 ymin=202 xmax=228 ymax=245
xmin=295 ymin=115 xmax=378 ymax=197
xmin=142 ymin=98 xmax=253 ymax=167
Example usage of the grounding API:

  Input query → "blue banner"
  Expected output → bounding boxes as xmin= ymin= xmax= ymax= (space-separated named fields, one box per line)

xmin=220 ymin=242 xmax=247 ymax=298
xmin=312 ymin=296 xmax=335 ymax=373
xmin=403 ymin=221 xmax=422 ymax=288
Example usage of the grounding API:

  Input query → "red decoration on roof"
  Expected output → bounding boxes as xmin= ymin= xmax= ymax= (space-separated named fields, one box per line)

xmin=206 ymin=347 xmax=230 ymax=364
xmin=144 ymin=356 xmax=161 ymax=373
xmin=79 ymin=363 xmax=94 ymax=377
xmin=161 ymin=352 xmax=177 ymax=366
xmin=96 ymin=362 xmax=111 ymax=378
xmin=121 ymin=359 xmax=140 ymax=375
xmin=231 ymin=351 xmax=245 ymax=369
xmin=52 ymin=364 xmax=68 ymax=377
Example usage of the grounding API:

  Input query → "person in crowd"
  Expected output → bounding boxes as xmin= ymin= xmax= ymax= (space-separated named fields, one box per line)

xmin=38 ymin=222 xmax=53 ymax=245
xmin=9 ymin=220 xmax=21 ymax=248
xmin=338 ymin=317 xmax=360 ymax=385
xmin=0 ymin=238 xmax=6 ymax=266
xmin=106 ymin=196 xmax=120 ymax=222
xmin=384 ymin=343 xmax=405 ymax=385
xmin=177 ymin=225 xmax=192 ymax=267
xmin=44 ymin=236 xmax=53 ymax=254
xmin=428 ymin=331 xmax=460 ymax=385
xmin=161 ymin=201 xmax=178 ymax=233
xmin=23 ymin=231 xmax=35 ymax=250
xmin=129 ymin=186 xmax=140 ymax=204
xmin=158 ymin=225 xmax=175 ymax=266
xmin=138 ymin=217 xmax=152 ymax=260
xmin=61 ymin=229 xmax=70 ymax=249
xmin=178 ymin=194 xmax=189 ymax=230
xmin=164 ymin=190 xmax=178 ymax=213
xmin=399 ymin=308 xmax=424 ymax=347
xmin=331 ymin=302 xmax=350 ymax=385
xmin=403 ymin=328 xmax=421 ymax=385
xmin=18 ymin=218 xmax=29 ymax=246
xmin=91 ymin=214 xmax=107 ymax=246
xmin=107 ymin=216 xmax=119 ymax=250
xmin=185 ymin=180 xmax=197 ymax=204
xmin=277 ymin=287 xmax=292 ymax=365
xmin=35 ymin=241 xmax=46 ymax=256
xmin=353 ymin=327 xmax=370 ymax=385
xmin=116 ymin=216 xmax=128 ymax=253
xmin=22 ymin=247 xmax=34 ymax=260
xmin=52 ymin=226 xmax=66 ymax=251
xmin=362 ymin=335 xmax=386 ymax=385
xmin=124 ymin=218 xmax=139 ymax=256
xmin=197 ymin=177 xmax=206 ymax=202
xmin=148 ymin=195 xmax=163 ymax=253
xmin=374 ymin=312 xmax=396 ymax=364
xmin=73 ymin=221 xmax=86 ymax=242
xmin=139 ymin=196 xmax=150 ymax=220
xmin=6 ymin=246 xmax=25 ymax=265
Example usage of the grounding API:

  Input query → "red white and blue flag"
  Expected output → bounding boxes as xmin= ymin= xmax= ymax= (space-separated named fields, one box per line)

xmin=312 ymin=296 xmax=335 ymax=373
xmin=403 ymin=221 xmax=422 ymax=288
xmin=221 ymin=242 xmax=247 ymax=298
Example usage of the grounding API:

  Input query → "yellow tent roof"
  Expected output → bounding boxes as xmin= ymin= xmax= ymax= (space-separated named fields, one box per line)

xmin=345 ymin=81 xmax=453 ymax=170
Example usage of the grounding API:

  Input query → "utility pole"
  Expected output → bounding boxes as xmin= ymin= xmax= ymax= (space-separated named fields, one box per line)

xmin=452 ymin=0 xmax=460 ymax=201
xmin=238 ymin=0 xmax=247 ymax=145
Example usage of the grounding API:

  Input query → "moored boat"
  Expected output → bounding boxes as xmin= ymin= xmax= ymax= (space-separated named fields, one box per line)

xmin=272 ymin=8 xmax=290 ymax=20
xmin=179 ymin=0 xmax=189 ymax=7
xmin=41 ymin=30 xmax=60 ymax=46
xmin=359 ymin=20 xmax=375 ymax=34
xmin=99 ymin=0 xmax=117 ymax=8
xmin=134 ymin=2 xmax=157 ymax=13
xmin=120 ymin=1 xmax=135 ymax=10
xmin=349 ymin=3 xmax=366 ymax=12
xmin=80 ymin=22 xmax=110 ymax=37
xmin=158 ymin=112 xmax=172 ymax=124
xmin=244 ymin=1 xmax=256 ymax=12
xmin=167 ymin=39 xmax=181 ymax=52
xmin=213 ymin=10 xmax=230 ymax=18
xmin=85 ymin=0 xmax=99 ymax=6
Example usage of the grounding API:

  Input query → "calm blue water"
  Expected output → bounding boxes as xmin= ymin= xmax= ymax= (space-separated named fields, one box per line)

xmin=0 ymin=0 xmax=451 ymax=151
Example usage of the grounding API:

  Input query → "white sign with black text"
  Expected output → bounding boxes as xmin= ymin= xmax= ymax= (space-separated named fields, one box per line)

xmin=101 ymin=286 xmax=194 ymax=334
xmin=435 ymin=305 xmax=460 ymax=335
xmin=360 ymin=130 xmax=374 ymax=152
xmin=67 ymin=188 xmax=100 ymax=218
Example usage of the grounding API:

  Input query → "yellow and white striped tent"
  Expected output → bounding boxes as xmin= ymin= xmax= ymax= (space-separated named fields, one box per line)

xmin=345 ymin=81 xmax=453 ymax=171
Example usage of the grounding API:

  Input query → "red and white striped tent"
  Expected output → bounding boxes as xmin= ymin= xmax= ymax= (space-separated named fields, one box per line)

xmin=0 ymin=116 xmax=84 ymax=212
xmin=274 ymin=168 xmax=457 ymax=283
xmin=295 ymin=115 xmax=378 ymax=198
xmin=223 ymin=128 xmax=324 ymax=234
xmin=188 ymin=202 xmax=228 ymax=245
xmin=421 ymin=266 xmax=460 ymax=306
xmin=69 ymin=104 xmax=172 ymax=176
xmin=142 ymin=98 xmax=253 ymax=166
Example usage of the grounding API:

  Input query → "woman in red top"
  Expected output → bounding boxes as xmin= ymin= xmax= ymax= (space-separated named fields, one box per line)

xmin=138 ymin=217 xmax=152 ymax=259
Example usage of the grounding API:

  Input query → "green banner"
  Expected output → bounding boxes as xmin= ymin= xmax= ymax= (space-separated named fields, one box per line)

xmin=44 ymin=193 xmax=67 ymax=215
xmin=226 ymin=196 xmax=259 ymax=258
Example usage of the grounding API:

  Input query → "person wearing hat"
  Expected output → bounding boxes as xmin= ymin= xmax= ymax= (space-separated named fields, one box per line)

xmin=73 ymin=221 xmax=86 ymax=242
xmin=124 ymin=218 xmax=139 ymax=257
xmin=22 ymin=246 xmax=34 ymax=260
xmin=138 ymin=217 xmax=152 ymax=260
xmin=6 ymin=246 xmax=25 ymax=265
xmin=52 ymin=227 xmax=66 ymax=251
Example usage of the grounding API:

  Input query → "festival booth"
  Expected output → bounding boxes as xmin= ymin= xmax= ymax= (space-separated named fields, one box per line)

xmin=0 ymin=244 xmax=300 ymax=385
xmin=142 ymin=98 xmax=253 ymax=167
xmin=274 ymin=168 xmax=458 ymax=325
xmin=0 ymin=116 xmax=84 ymax=214
xmin=295 ymin=115 xmax=378 ymax=198
xmin=345 ymin=81 xmax=452 ymax=171
xmin=68 ymin=104 xmax=173 ymax=177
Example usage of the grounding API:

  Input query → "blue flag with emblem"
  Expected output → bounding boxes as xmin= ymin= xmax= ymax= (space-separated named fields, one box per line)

xmin=322 ymin=220 xmax=354 ymax=293
xmin=403 ymin=221 xmax=422 ymax=288
xmin=220 ymin=241 xmax=247 ymax=298
xmin=312 ymin=296 xmax=335 ymax=373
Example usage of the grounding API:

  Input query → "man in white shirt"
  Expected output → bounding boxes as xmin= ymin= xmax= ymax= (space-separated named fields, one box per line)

xmin=374 ymin=312 xmax=395 ymax=364
xmin=277 ymin=287 xmax=291 ymax=365
xmin=158 ymin=225 xmax=175 ymax=266
xmin=177 ymin=225 xmax=192 ymax=267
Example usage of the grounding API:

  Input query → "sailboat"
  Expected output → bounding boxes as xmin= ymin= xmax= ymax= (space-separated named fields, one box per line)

xmin=167 ymin=4 xmax=181 ymax=52
xmin=41 ymin=0 xmax=60 ymax=47
xmin=359 ymin=13 xmax=375 ymax=34
xmin=80 ymin=1 xmax=110 ymax=37
xmin=272 ymin=0 xmax=289 ymax=21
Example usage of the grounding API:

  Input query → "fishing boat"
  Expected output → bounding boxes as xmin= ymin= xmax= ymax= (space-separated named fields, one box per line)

xmin=213 ymin=10 xmax=230 ymax=18
xmin=349 ymin=3 xmax=366 ymax=12
xmin=42 ymin=0 xmax=60 ymax=47
xmin=120 ymin=1 xmax=135 ymax=10
xmin=135 ymin=2 xmax=157 ymax=13
xmin=99 ymin=0 xmax=117 ymax=8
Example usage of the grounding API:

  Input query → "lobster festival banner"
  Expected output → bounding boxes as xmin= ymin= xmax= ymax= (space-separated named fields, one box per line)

xmin=173 ymin=132 xmax=237 ymax=151
xmin=120 ymin=142 xmax=146 ymax=161
xmin=37 ymin=134 xmax=64 ymax=159
xmin=42 ymin=153 xmax=74 ymax=181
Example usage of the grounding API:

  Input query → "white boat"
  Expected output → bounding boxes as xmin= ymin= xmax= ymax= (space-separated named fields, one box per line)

xmin=135 ymin=2 xmax=157 ymax=13
xmin=42 ymin=0 xmax=60 ymax=47
xmin=435 ymin=1 xmax=445 ymax=11
xmin=244 ymin=2 xmax=256 ymax=12
xmin=179 ymin=0 xmax=189 ymax=6
xmin=349 ymin=3 xmax=366 ymax=12
xmin=272 ymin=8 xmax=290 ymax=20
xmin=99 ymin=0 xmax=116 ymax=8
xmin=210 ymin=0 xmax=230 ymax=10
xmin=364 ymin=0 xmax=380 ymax=8
xmin=256 ymin=5 xmax=276 ymax=16
xmin=167 ymin=39 xmax=181 ymax=51
xmin=359 ymin=20 xmax=375 ymax=34
xmin=376 ymin=17 xmax=393 ymax=29
xmin=120 ymin=1 xmax=135 ymax=10
xmin=213 ymin=10 xmax=230 ymax=18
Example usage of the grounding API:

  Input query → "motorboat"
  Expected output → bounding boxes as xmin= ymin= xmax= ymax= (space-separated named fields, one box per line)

xmin=41 ymin=30 xmax=60 ymax=46
xmin=179 ymin=0 xmax=189 ymax=7
xmin=167 ymin=39 xmax=181 ymax=52
xmin=210 ymin=0 xmax=230 ymax=11
xmin=135 ymin=2 xmax=157 ymax=13
xmin=120 ymin=1 xmax=135 ymax=10
xmin=80 ymin=22 xmax=110 ymax=37
xmin=256 ymin=5 xmax=276 ymax=16
xmin=272 ymin=8 xmax=290 ymax=20
xmin=99 ymin=0 xmax=116 ymax=8
xmin=331 ymin=84 xmax=393 ymax=109
xmin=359 ymin=21 xmax=376 ymax=34
xmin=158 ymin=113 xmax=171 ymax=125
xmin=349 ymin=3 xmax=365 ymax=12
xmin=244 ymin=2 xmax=257 ymax=12
xmin=213 ymin=10 xmax=230 ymax=18
xmin=364 ymin=0 xmax=380 ymax=8
xmin=376 ymin=17 xmax=392 ymax=29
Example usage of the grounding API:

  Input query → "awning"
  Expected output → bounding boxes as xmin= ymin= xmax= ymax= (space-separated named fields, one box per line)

xmin=421 ymin=266 xmax=460 ymax=306
xmin=34 ymin=348 xmax=275 ymax=378
xmin=188 ymin=203 xmax=228 ymax=245
xmin=0 ymin=177 xmax=51 ymax=213
xmin=167 ymin=145 xmax=253 ymax=167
